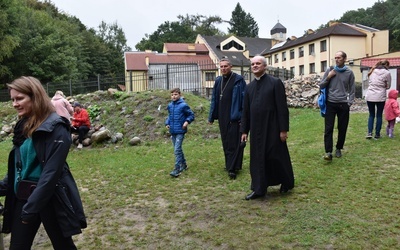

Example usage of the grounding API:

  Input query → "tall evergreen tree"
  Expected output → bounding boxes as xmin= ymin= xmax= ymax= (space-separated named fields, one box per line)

xmin=135 ymin=14 xmax=224 ymax=52
xmin=228 ymin=3 xmax=259 ymax=37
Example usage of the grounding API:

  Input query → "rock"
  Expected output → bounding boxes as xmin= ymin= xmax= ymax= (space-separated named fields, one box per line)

xmin=91 ymin=129 xmax=111 ymax=143
xmin=2 ymin=125 xmax=12 ymax=133
xmin=129 ymin=137 xmax=141 ymax=146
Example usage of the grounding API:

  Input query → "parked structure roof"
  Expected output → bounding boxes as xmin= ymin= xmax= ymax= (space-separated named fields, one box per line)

xmin=125 ymin=52 xmax=216 ymax=71
xmin=263 ymin=23 xmax=367 ymax=55
xmin=199 ymin=35 xmax=273 ymax=66
xmin=360 ymin=58 xmax=400 ymax=67
xmin=163 ymin=43 xmax=209 ymax=54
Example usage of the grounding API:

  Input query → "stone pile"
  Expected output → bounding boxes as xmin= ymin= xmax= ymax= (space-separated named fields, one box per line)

xmin=284 ymin=74 xmax=321 ymax=108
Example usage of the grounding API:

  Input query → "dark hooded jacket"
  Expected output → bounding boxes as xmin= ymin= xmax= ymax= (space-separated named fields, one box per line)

xmin=208 ymin=73 xmax=246 ymax=123
xmin=1 ymin=112 xmax=87 ymax=237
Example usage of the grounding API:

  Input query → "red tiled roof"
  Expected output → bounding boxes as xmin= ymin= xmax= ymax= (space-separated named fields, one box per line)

xmin=361 ymin=58 xmax=400 ymax=67
xmin=125 ymin=52 xmax=216 ymax=71
xmin=164 ymin=43 xmax=208 ymax=53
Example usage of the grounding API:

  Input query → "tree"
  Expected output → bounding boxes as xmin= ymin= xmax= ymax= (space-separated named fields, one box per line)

xmin=338 ymin=0 xmax=400 ymax=51
xmin=0 ymin=0 xmax=24 ymax=81
xmin=96 ymin=21 xmax=131 ymax=76
xmin=135 ymin=14 xmax=224 ymax=52
xmin=228 ymin=3 xmax=259 ymax=37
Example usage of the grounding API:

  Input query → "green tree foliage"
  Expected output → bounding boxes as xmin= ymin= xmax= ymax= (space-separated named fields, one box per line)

xmin=96 ymin=21 xmax=131 ymax=76
xmin=0 ymin=0 xmax=24 ymax=80
xmin=0 ymin=0 xmax=129 ymax=84
xmin=135 ymin=14 xmax=224 ymax=52
xmin=228 ymin=3 xmax=259 ymax=37
xmin=338 ymin=0 xmax=400 ymax=52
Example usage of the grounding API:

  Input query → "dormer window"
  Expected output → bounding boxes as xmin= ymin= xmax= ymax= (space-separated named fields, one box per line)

xmin=222 ymin=40 xmax=244 ymax=51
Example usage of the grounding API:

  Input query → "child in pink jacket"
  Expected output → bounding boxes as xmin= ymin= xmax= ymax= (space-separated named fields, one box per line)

xmin=384 ymin=89 xmax=400 ymax=138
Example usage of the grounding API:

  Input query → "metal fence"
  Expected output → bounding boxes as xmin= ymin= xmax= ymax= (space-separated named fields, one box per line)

xmin=0 ymin=75 xmax=125 ymax=102
xmin=0 ymin=64 xmax=294 ymax=102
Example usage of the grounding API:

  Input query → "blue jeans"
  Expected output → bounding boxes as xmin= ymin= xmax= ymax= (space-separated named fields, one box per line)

xmin=367 ymin=101 xmax=385 ymax=136
xmin=171 ymin=133 xmax=186 ymax=169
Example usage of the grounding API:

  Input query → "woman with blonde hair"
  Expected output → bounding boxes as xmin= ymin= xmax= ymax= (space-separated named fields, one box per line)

xmin=51 ymin=90 xmax=74 ymax=120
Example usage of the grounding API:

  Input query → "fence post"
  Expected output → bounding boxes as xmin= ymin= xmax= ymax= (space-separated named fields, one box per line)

xmin=129 ymin=71 xmax=133 ymax=92
xmin=166 ymin=64 xmax=170 ymax=90
xmin=69 ymin=79 xmax=72 ymax=97
xmin=97 ymin=74 xmax=100 ymax=91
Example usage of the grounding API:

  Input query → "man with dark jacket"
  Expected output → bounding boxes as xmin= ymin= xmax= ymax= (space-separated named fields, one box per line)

xmin=208 ymin=58 xmax=246 ymax=179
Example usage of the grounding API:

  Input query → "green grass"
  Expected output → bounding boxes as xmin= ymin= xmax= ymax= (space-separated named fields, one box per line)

xmin=0 ymin=108 xmax=399 ymax=249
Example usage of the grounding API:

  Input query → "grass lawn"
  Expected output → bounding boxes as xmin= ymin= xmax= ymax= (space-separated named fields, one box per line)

xmin=0 ymin=107 xmax=398 ymax=249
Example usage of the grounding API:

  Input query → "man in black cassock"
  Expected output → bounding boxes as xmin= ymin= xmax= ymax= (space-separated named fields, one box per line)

xmin=208 ymin=58 xmax=247 ymax=179
xmin=241 ymin=55 xmax=294 ymax=200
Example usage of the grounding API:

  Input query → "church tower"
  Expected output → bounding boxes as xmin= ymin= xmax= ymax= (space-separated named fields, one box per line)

xmin=270 ymin=21 xmax=287 ymax=42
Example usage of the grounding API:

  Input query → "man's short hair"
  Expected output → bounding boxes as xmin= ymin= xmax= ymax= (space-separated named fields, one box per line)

xmin=220 ymin=57 xmax=232 ymax=65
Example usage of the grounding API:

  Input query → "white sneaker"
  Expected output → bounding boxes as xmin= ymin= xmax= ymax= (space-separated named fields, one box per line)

xmin=77 ymin=143 xmax=83 ymax=149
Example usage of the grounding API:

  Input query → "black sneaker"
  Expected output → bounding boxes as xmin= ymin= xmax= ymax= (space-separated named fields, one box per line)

xmin=170 ymin=169 xmax=181 ymax=177
xmin=323 ymin=152 xmax=333 ymax=161
xmin=374 ymin=134 xmax=381 ymax=139
xmin=366 ymin=133 xmax=372 ymax=139
xmin=179 ymin=163 xmax=188 ymax=172
xmin=335 ymin=149 xmax=342 ymax=158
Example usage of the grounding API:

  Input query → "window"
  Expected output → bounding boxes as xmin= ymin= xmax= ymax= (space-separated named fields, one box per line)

xmin=274 ymin=54 xmax=279 ymax=63
xmin=299 ymin=47 xmax=304 ymax=58
xmin=290 ymin=49 xmax=295 ymax=59
xmin=309 ymin=44 xmax=315 ymax=55
xmin=320 ymin=61 xmax=328 ymax=72
xmin=282 ymin=52 xmax=286 ymax=61
xmin=320 ymin=40 xmax=327 ymax=52
xmin=222 ymin=40 xmax=244 ymax=51
xmin=205 ymin=72 xmax=216 ymax=81
xmin=299 ymin=65 xmax=304 ymax=75
xmin=290 ymin=67 xmax=295 ymax=75
xmin=309 ymin=63 xmax=315 ymax=74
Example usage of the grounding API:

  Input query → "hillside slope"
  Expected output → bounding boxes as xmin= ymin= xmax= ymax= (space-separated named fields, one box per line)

xmin=0 ymin=89 xmax=220 ymax=145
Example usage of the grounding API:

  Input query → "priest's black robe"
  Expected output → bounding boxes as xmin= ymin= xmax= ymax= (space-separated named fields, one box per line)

xmin=218 ymin=73 xmax=243 ymax=172
xmin=241 ymin=74 xmax=294 ymax=195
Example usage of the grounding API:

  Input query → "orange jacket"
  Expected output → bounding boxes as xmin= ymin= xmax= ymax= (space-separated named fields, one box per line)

xmin=72 ymin=108 xmax=91 ymax=127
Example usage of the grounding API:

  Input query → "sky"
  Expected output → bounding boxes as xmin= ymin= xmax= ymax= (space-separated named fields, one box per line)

xmin=48 ymin=0 xmax=379 ymax=50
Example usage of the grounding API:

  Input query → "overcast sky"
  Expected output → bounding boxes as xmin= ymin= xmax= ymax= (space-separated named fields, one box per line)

xmin=49 ymin=0 xmax=379 ymax=50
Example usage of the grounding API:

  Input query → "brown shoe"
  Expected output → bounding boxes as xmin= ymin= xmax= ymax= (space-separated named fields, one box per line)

xmin=323 ymin=153 xmax=332 ymax=161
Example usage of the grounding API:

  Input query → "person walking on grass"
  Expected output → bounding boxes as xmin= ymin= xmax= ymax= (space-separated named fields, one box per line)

xmin=365 ymin=60 xmax=391 ymax=139
xmin=165 ymin=88 xmax=195 ymax=177
xmin=384 ymin=89 xmax=400 ymax=138
xmin=319 ymin=51 xmax=355 ymax=161
xmin=0 ymin=76 xmax=86 ymax=249
xmin=240 ymin=55 xmax=294 ymax=200
xmin=208 ymin=58 xmax=246 ymax=180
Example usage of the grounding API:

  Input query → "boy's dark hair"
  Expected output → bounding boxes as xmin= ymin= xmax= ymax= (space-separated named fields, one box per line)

xmin=171 ymin=88 xmax=181 ymax=94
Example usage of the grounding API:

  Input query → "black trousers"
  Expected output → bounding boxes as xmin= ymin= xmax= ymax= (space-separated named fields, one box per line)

xmin=71 ymin=125 xmax=89 ymax=144
xmin=324 ymin=101 xmax=350 ymax=153
xmin=10 ymin=199 xmax=76 ymax=250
